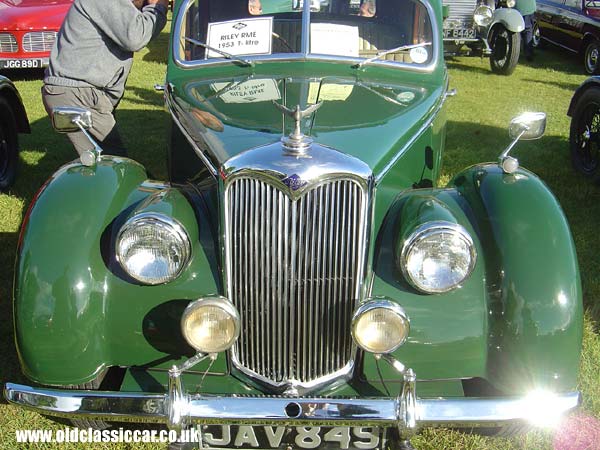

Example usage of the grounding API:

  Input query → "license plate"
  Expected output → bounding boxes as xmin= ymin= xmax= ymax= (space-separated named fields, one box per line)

xmin=0 ymin=59 xmax=45 ymax=69
xmin=443 ymin=28 xmax=476 ymax=39
xmin=199 ymin=425 xmax=386 ymax=450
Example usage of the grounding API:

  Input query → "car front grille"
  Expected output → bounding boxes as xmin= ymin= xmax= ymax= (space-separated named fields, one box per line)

xmin=0 ymin=33 xmax=18 ymax=53
xmin=22 ymin=32 xmax=56 ymax=52
xmin=442 ymin=0 xmax=476 ymax=27
xmin=225 ymin=176 xmax=367 ymax=386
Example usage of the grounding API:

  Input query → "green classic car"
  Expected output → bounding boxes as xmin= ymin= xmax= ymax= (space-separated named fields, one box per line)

xmin=5 ymin=0 xmax=583 ymax=448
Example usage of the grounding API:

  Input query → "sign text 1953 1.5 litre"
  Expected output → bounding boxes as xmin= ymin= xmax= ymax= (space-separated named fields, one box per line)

xmin=5 ymin=0 xmax=582 ymax=447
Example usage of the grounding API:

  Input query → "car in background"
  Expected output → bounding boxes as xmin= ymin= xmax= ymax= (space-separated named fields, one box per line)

xmin=535 ymin=0 xmax=600 ymax=73
xmin=443 ymin=0 xmax=525 ymax=74
xmin=568 ymin=77 xmax=600 ymax=180
xmin=0 ymin=75 xmax=29 ymax=190
xmin=0 ymin=0 xmax=73 ymax=71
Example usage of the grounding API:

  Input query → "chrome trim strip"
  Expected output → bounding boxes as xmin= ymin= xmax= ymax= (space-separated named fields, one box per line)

xmin=172 ymin=0 xmax=441 ymax=74
xmin=165 ymin=87 xmax=219 ymax=177
xmin=301 ymin=0 xmax=310 ymax=54
xmin=5 ymin=383 xmax=581 ymax=430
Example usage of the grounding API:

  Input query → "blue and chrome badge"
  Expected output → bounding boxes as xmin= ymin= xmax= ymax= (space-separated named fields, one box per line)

xmin=282 ymin=174 xmax=308 ymax=191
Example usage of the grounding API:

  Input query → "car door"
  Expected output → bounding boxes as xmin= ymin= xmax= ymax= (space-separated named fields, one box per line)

xmin=537 ymin=0 xmax=571 ymax=46
xmin=556 ymin=0 xmax=586 ymax=51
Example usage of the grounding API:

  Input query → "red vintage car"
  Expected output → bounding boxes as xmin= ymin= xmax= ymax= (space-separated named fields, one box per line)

xmin=0 ymin=0 xmax=72 ymax=71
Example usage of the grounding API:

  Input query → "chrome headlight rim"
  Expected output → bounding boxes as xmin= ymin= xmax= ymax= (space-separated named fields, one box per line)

xmin=116 ymin=212 xmax=192 ymax=286
xmin=505 ymin=0 xmax=516 ymax=7
xmin=473 ymin=5 xmax=494 ymax=27
xmin=400 ymin=220 xmax=477 ymax=294
xmin=351 ymin=299 xmax=410 ymax=354
xmin=181 ymin=296 xmax=241 ymax=354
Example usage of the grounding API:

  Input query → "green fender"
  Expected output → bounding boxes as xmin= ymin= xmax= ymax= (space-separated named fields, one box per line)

xmin=369 ymin=188 xmax=489 ymax=383
xmin=14 ymin=157 xmax=222 ymax=385
xmin=367 ymin=163 xmax=581 ymax=395
xmin=451 ymin=164 xmax=582 ymax=394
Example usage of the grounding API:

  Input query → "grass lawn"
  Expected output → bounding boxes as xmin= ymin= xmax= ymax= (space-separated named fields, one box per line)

xmin=0 ymin=23 xmax=599 ymax=449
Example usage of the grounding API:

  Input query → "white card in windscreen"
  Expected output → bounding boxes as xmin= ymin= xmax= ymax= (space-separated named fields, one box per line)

xmin=206 ymin=17 xmax=273 ymax=58
xmin=310 ymin=23 xmax=359 ymax=57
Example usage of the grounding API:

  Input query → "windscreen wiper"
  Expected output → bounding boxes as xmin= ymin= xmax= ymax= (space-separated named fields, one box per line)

xmin=354 ymin=42 xmax=432 ymax=69
xmin=184 ymin=37 xmax=255 ymax=67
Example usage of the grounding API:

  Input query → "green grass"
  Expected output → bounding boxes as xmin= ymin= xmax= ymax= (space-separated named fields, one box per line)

xmin=1 ymin=25 xmax=599 ymax=449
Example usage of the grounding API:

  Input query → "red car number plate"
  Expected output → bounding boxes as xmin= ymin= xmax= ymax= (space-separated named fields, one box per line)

xmin=199 ymin=425 xmax=386 ymax=450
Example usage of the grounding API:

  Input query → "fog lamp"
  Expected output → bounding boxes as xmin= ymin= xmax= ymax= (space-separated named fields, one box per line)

xmin=351 ymin=300 xmax=409 ymax=354
xmin=181 ymin=297 xmax=240 ymax=353
xmin=474 ymin=5 xmax=493 ymax=26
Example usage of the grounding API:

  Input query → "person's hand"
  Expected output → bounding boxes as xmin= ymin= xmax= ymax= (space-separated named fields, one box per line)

xmin=146 ymin=0 xmax=169 ymax=8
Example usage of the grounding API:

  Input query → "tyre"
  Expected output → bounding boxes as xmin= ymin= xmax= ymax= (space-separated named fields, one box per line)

xmin=532 ymin=21 xmax=543 ymax=49
xmin=489 ymin=25 xmax=521 ymax=75
xmin=583 ymin=39 xmax=600 ymax=75
xmin=473 ymin=422 xmax=531 ymax=437
xmin=0 ymin=96 xmax=19 ymax=191
xmin=569 ymin=87 xmax=600 ymax=182
xmin=67 ymin=370 xmax=112 ymax=431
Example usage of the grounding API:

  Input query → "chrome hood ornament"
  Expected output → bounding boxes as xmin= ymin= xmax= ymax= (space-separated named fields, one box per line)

xmin=273 ymin=101 xmax=322 ymax=154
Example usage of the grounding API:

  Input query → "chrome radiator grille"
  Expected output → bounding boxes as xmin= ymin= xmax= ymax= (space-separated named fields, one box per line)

xmin=225 ymin=177 xmax=367 ymax=386
xmin=442 ymin=0 xmax=477 ymax=26
xmin=0 ymin=33 xmax=18 ymax=53
xmin=22 ymin=32 xmax=56 ymax=52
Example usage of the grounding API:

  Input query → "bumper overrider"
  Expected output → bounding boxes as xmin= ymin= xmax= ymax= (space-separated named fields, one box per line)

xmin=4 ymin=366 xmax=580 ymax=435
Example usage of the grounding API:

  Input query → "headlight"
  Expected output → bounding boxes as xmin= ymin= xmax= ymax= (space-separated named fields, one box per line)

xmin=506 ymin=0 xmax=516 ymax=7
xmin=474 ymin=5 xmax=493 ymax=27
xmin=400 ymin=221 xmax=476 ymax=294
xmin=181 ymin=297 xmax=240 ymax=353
xmin=351 ymin=300 xmax=410 ymax=354
xmin=117 ymin=213 xmax=191 ymax=285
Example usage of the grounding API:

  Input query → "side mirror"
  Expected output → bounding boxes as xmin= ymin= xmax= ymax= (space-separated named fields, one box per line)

xmin=51 ymin=107 xmax=102 ymax=167
xmin=508 ymin=112 xmax=546 ymax=141
xmin=499 ymin=112 xmax=547 ymax=174
xmin=51 ymin=107 xmax=93 ymax=133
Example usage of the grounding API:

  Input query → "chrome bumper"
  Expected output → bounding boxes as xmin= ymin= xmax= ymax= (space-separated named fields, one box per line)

xmin=4 ymin=378 xmax=580 ymax=434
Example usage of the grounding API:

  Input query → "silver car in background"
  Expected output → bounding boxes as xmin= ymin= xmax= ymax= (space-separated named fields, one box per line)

xmin=442 ymin=0 xmax=525 ymax=74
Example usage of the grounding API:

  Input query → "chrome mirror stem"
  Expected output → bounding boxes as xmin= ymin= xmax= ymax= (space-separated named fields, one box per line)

xmin=74 ymin=119 xmax=103 ymax=167
xmin=498 ymin=127 xmax=528 ymax=174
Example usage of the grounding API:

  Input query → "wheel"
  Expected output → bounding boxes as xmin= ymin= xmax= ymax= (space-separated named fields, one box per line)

xmin=67 ymin=370 xmax=112 ymax=431
xmin=569 ymin=87 xmax=600 ymax=181
xmin=532 ymin=21 xmax=543 ymax=49
xmin=489 ymin=25 xmax=521 ymax=75
xmin=583 ymin=39 xmax=600 ymax=74
xmin=0 ymin=96 xmax=19 ymax=191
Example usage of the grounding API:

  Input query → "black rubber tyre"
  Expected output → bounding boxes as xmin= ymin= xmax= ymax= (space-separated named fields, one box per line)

xmin=583 ymin=38 xmax=600 ymax=75
xmin=473 ymin=422 xmax=531 ymax=437
xmin=532 ymin=21 xmax=543 ymax=49
xmin=569 ymin=87 xmax=600 ymax=182
xmin=0 ymin=96 xmax=19 ymax=191
xmin=489 ymin=25 xmax=521 ymax=75
xmin=68 ymin=371 xmax=112 ymax=431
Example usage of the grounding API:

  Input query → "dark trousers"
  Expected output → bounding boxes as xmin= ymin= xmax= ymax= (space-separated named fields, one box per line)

xmin=522 ymin=14 xmax=535 ymax=59
xmin=42 ymin=84 xmax=127 ymax=157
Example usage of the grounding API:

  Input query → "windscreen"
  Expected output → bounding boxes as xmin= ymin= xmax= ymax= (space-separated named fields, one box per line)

xmin=177 ymin=0 xmax=434 ymax=65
